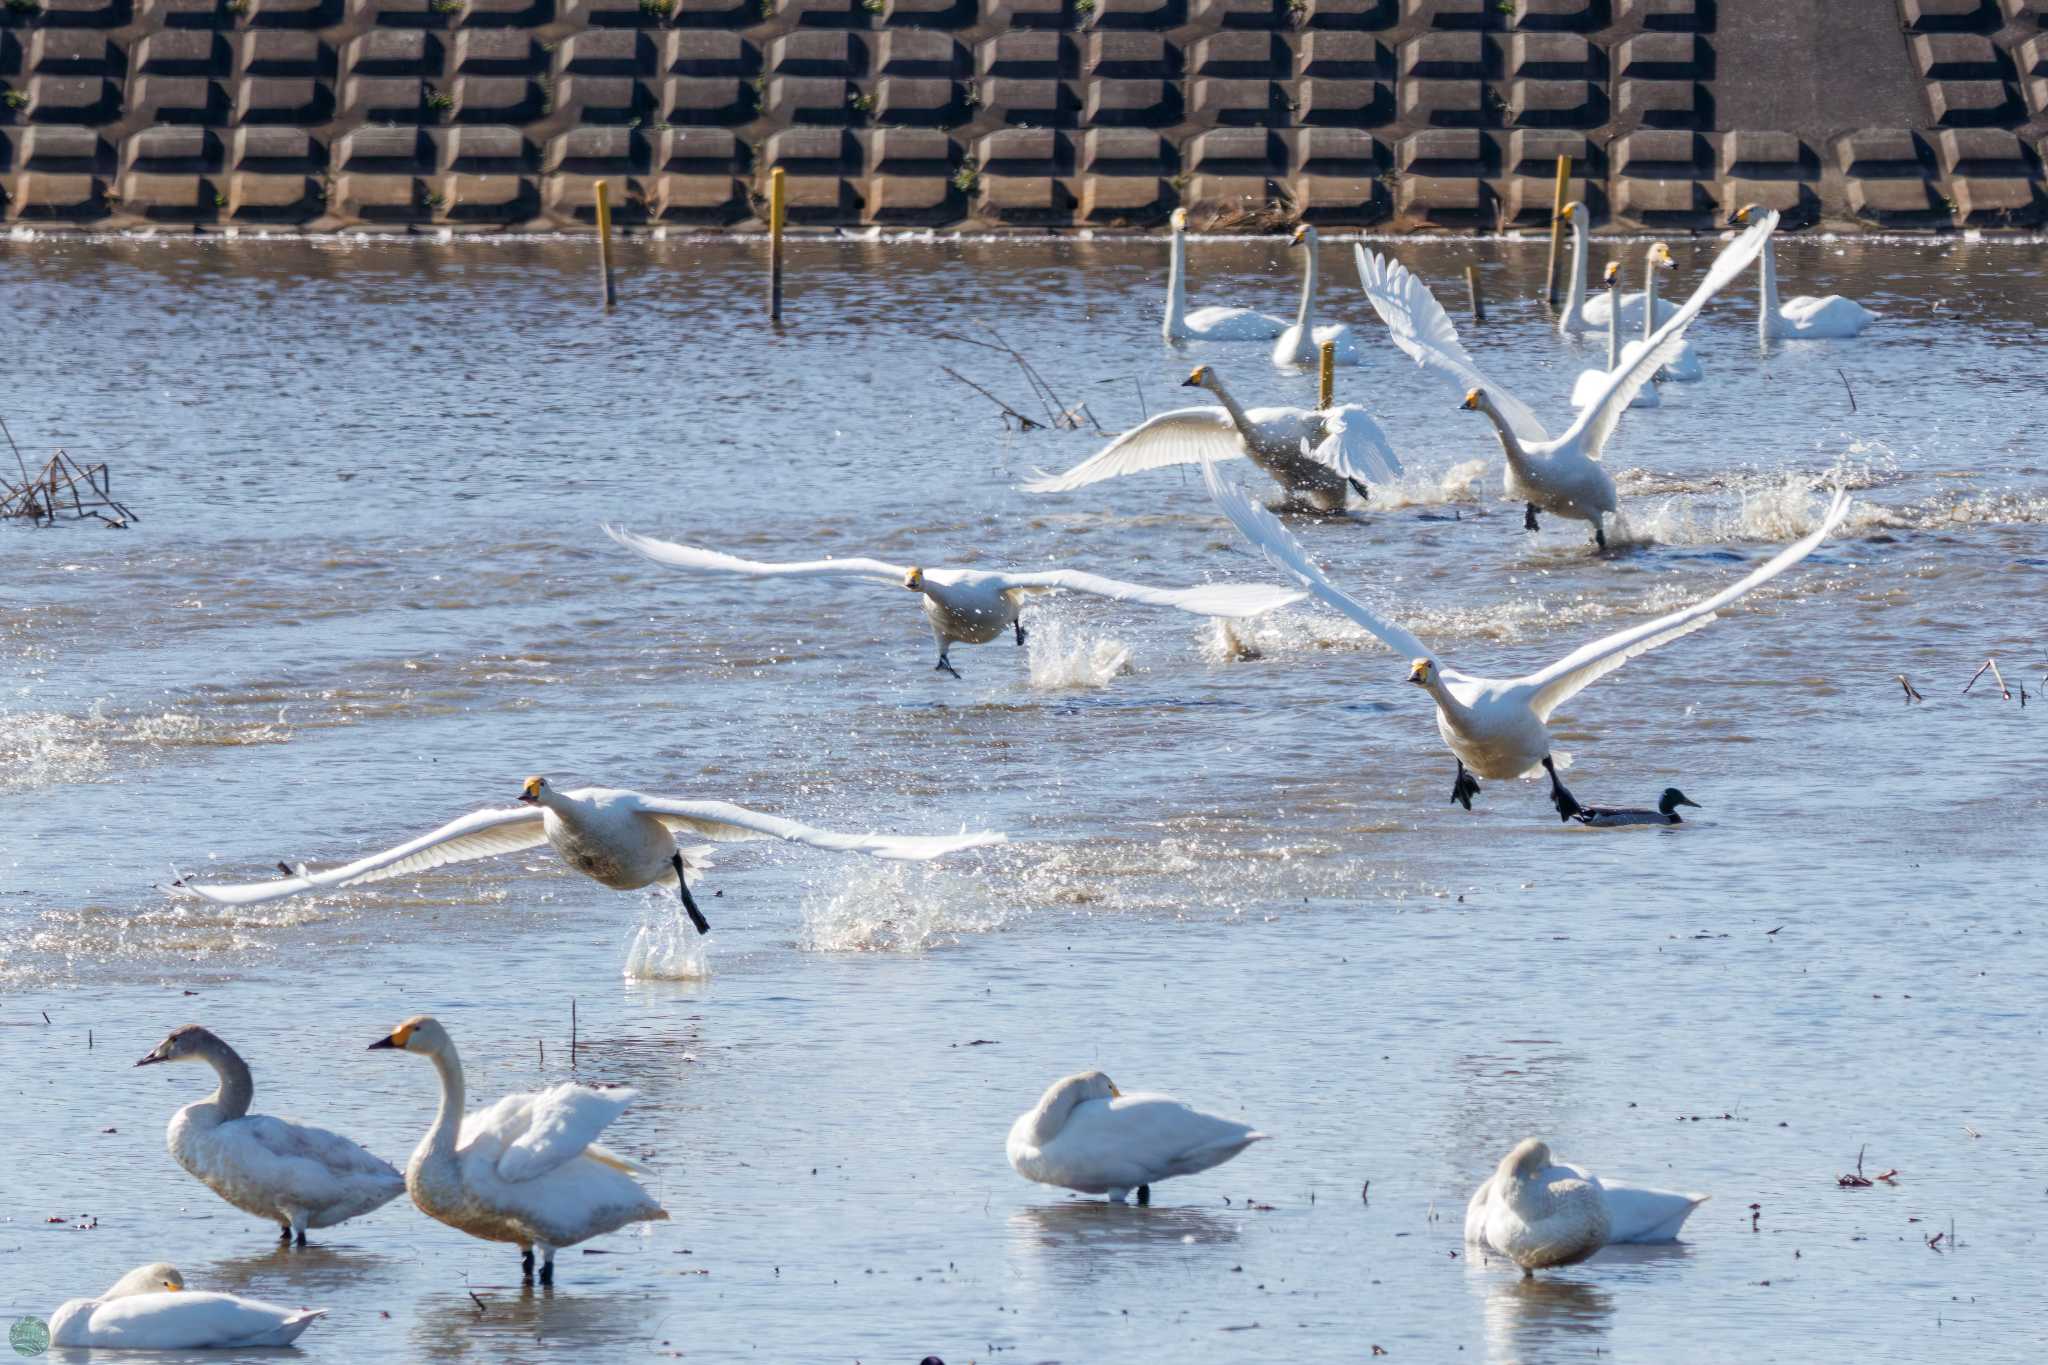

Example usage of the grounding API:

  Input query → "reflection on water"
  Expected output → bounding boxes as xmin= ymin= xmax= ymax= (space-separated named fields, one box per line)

xmin=1006 ymin=1202 xmax=1243 ymax=1292
xmin=1476 ymin=1271 xmax=1617 ymax=1365
xmin=405 ymin=1286 xmax=674 ymax=1363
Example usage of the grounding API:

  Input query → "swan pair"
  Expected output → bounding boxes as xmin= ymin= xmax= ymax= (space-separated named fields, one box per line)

xmin=50 ymin=1264 xmax=324 ymax=1349
xmin=1161 ymin=212 xmax=1360 ymax=368
xmin=1465 ymin=1139 xmax=1709 ymax=1277
xmin=1007 ymin=1071 xmax=1266 ymax=1204
xmin=171 ymin=778 xmax=1004 ymax=936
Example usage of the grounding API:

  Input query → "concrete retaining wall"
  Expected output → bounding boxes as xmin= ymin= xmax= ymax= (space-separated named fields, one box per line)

xmin=2 ymin=0 xmax=2043 ymax=231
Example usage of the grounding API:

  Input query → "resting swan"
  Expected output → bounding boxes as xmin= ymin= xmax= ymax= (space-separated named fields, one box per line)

xmin=1272 ymin=224 xmax=1364 ymax=368
xmin=1464 ymin=1140 xmax=1610 ymax=1276
xmin=1467 ymin=1141 xmax=1708 ymax=1254
xmin=1162 ymin=208 xmax=1287 ymax=341
xmin=1730 ymin=204 xmax=1878 ymax=339
xmin=1022 ymin=364 xmax=1401 ymax=512
xmin=136 ymin=1025 xmax=404 ymax=1244
xmin=604 ymin=525 xmax=1303 ymax=680
xmin=370 ymin=1015 xmax=666 ymax=1284
xmin=50 ymin=1264 xmax=325 ymax=1349
xmin=169 ymin=779 xmax=1005 ymax=936
xmin=1569 ymin=262 xmax=1659 ymax=411
xmin=1555 ymin=202 xmax=1677 ymax=334
xmin=1006 ymin=1070 xmax=1268 ymax=1205
xmin=1203 ymin=460 xmax=1849 ymax=820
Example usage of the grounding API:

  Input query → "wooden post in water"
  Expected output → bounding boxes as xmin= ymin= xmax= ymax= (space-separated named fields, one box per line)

xmin=593 ymin=180 xmax=618 ymax=310
xmin=1543 ymin=155 xmax=1571 ymax=306
xmin=1318 ymin=339 xmax=1335 ymax=409
xmin=769 ymin=167 xmax=786 ymax=323
xmin=1466 ymin=265 xmax=1485 ymax=322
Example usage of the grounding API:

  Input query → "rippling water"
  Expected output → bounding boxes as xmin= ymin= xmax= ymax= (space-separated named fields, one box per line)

xmin=3 ymin=231 xmax=2044 ymax=1363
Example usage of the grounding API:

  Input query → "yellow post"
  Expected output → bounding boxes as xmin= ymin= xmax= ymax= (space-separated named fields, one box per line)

xmin=769 ymin=166 xmax=786 ymax=323
xmin=1465 ymin=264 xmax=1484 ymax=322
xmin=1543 ymin=154 xmax=1571 ymax=306
xmin=1317 ymin=340 xmax=1335 ymax=409
xmin=594 ymin=179 xmax=617 ymax=309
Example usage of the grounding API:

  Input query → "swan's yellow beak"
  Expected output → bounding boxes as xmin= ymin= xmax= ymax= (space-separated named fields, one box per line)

xmin=519 ymin=775 xmax=544 ymax=804
xmin=1182 ymin=366 xmax=1208 ymax=387
xmin=1653 ymin=243 xmax=1675 ymax=269
xmin=162 ymin=1282 xmax=182 ymax=1293
xmin=1170 ymin=207 xmax=1186 ymax=229
xmin=1290 ymin=224 xmax=1308 ymax=245
xmin=1556 ymin=203 xmax=1577 ymax=222
xmin=1460 ymin=389 xmax=1481 ymax=411
xmin=1108 ymin=1084 xmax=1121 ymax=1098
xmin=368 ymin=1021 xmax=415 ymax=1052
xmin=1408 ymin=659 xmax=1432 ymax=686
xmin=1729 ymin=205 xmax=1754 ymax=226
xmin=903 ymin=567 xmax=924 ymax=592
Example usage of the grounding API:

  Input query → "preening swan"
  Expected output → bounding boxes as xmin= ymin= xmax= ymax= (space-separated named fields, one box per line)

xmin=1006 ymin=1070 xmax=1268 ymax=1205
xmin=1022 ymin=364 xmax=1401 ymax=513
xmin=1272 ymin=224 xmax=1364 ymax=368
xmin=1570 ymin=262 xmax=1659 ymax=412
xmin=1730 ymin=204 xmax=1878 ymax=339
xmin=1573 ymin=787 xmax=1699 ymax=827
xmin=49 ymin=1264 xmax=325 ymax=1349
xmin=136 ymin=1025 xmax=404 ymax=1244
xmin=603 ymin=524 xmax=1303 ymax=680
xmin=1467 ymin=1142 xmax=1708 ymax=1254
xmin=170 ymin=779 xmax=1005 ymax=936
xmin=1203 ymin=460 xmax=1849 ymax=820
xmin=369 ymin=1015 xmax=666 ymax=1284
xmin=1464 ymin=1140 xmax=1611 ymax=1276
xmin=1555 ymin=202 xmax=1677 ymax=335
xmin=1163 ymin=208 xmax=1287 ymax=341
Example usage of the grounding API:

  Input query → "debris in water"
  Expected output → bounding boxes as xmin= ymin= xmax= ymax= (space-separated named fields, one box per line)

xmin=1895 ymin=674 xmax=1924 ymax=704
xmin=0 ymin=419 xmax=138 ymax=528
xmin=1962 ymin=658 xmax=2010 ymax=701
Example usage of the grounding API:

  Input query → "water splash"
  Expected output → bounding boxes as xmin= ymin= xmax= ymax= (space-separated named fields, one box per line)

xmin=622 ymin=896 xmax=713 ymax=981
xmin=797 ymin=861 xmax=1011 ymax=953
xmin=1370 ymin=458 xmax=1491 ymax=510
xmin=1024 ymin=619 xmax=1132 ymax=690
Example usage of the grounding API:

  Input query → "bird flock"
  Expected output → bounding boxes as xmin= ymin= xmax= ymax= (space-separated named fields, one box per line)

xmin=60 ymin=206 xmax=1877 ymax=1345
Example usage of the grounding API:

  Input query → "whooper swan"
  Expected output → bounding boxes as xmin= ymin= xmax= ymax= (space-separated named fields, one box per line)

xmin=1569 ymin=262 xmax=1660 ymax=412
xmin=1162 ymin=208 xmax=1287 ymax=341
xmin=1271 ymin=224 xmax=1364 ymax=368
xmin=1464 ymin=1140 xmax=1611 ymax=1277
xmin=1467 ymin=1140 xmax=1709 ymax=1255
xmin=50 ymin=1264 xmax=325 ymax=1349
xmin=1555 ymin=202 xmax=1678 ymax=335
xmin=1730 ymin=204 xmax=1878 ymax=339
xmin=1007 ymin=1070 xmax=1268 ymax=1206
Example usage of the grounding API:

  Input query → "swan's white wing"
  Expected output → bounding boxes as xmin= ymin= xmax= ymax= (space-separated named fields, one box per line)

xmin=993 ymin=568 xmax=1304 ymax=620
xmin=1560 ymin=211 xmax=1779 ymax=457
xmin=178 ymin=807 xmax=547 ymax=906
xmin=1313 ymin=405 xmax=1403 ymax=483
xmin=1019 ymin=407 xmax=1243 ymax=493
xmin=604 ymin=525 xmax=905 ymax=586
xmin=65 ymin=1293 xmax=324 ymax=1350
xmin=1520 ymin=486 xmax=1847 ymax=721
xmin=630 ymin=796 xmax=1005 ymax=861
xmin=495 ymin=1084 xmax=634 ymax=1184
xmin=1354 ymin=247 xmax=1549 ymax=444
xmin=1201 ymin=463 xmax=1437 ymax=664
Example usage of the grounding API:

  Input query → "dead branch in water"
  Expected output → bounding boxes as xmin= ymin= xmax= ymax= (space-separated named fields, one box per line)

xmin=937 ymin=326 xmax=1101 ymax=433
xmin=939 ymin=366 xmax=1042 ymax=431
xmin=1962 ymin=658 xmax=2010 ymax=701
xmin=1895 ymin=674 xmax=1924 ymax=704
xmin=1 ymin=420 xmax=138 ymax=528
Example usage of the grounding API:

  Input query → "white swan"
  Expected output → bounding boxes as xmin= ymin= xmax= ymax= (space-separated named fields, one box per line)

xmin=1555 ymin=202 xmax=1678 ymax=335
xmin=1730 ymin=203 xmax=1878 ymax=339
xmin=1163 ymin=208 xmax=1287 ymax=342
xmin=1627 ymin=241 xmax=1705 ymax=382
xmin=1569 ymin=262 xmax=1659 ymax=411
xmin=1358 ymin=211 xmax=1776 ymax=549
xmin=50 ymin=1264 xmax=325 ymax=1349
xmin=169 ymin=779 xmax=1005 ymax=935
xmin=136 ymin=1025 xmax=404 ymax=1244
xmin=603 ymin=524 xmax=1304 ymax=679
xmin=1202 ymin=460 xmax=1849 ymax=819
xmin=1467 ymin=1142 xmax=1708 ymax=1253
xmin=1022 ymin=364 xmax=1400 ymax=512
xmin=1006 ymin=1070 xmax=1268 ymax=1205
xmin=1464 ymin=1140 xmax=1611 ymax=1276
xmin=370 ymin=1015 xmax=666 ymax=1284
xmin=1272 ymin=224 xmax=1364 ymax=368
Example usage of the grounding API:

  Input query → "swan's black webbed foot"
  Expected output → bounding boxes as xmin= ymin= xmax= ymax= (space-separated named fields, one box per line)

xmin=1543 ymin=756 xmax=1583 ymax=823
xmin=1136 ymin=1184 xmax=1151 ymax=1206
xmin=1014 ymin=621 xmax=1027 ymax=646
xmin=672 ymin=851 xmax=710 ymax=935
xmin=1451 ymin=761 xmax=1482 ymax=811
xmin=935 ymin=654 xmax=962 ymax=679
xmin=1524 ymin=503 xmax=1541 ymax=532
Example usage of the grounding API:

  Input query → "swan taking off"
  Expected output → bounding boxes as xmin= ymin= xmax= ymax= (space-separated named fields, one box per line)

xmin=1022 ymin=365 xmax=1401 ymax=513
xmin=1729 ymin=204 xmax=1878 ymax=339
xmin=1467 ymin=1141 xmax=1708 ymax=1259
xmin=1203 ymin=461 xmax=1849 ymax=821
xmin=1574 ymin=787 xmax=1699 ymax=827
xmin=369 ymin=1015 xmax=666 ymax=1285
xmin=1006 ymin=1070 xmax=1268 ymax=1205
xmin=136 ymin=1025 xmax=404 ymax=1244
xmin=1465 ymin=1140 xmax=1611 ymax=1276
xmin=603 ymin=524 xmax=1303 ymax=680
xmin=1162 ymin=208 xmax=1287 ymax=341
xmin=1272 ymin=224 xmax=1364 ymax=369
xmin=169 ymin=780 xmax=1006 ymax=936
xmin=49 ymin=1264 xmax=325 ymax=1349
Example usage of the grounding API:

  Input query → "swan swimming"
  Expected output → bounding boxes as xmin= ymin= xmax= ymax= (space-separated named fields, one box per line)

xmin=1573 ymin=787 xmax=1699 ymax=827
xmin=1569 ymin=262 xmax=1660 ymax=412
xmin=1202 ymin=460 xmax=1849 ymax=819
xmin=49 ymin=1264 xmax=325 ymax=1349
xmin=370 ymin=1015 xmax=666 ymax=1284
xmin=1022 ymin=364 xmax=1401 ymax=512
xmin=136 ymin=1025 xmax=404 ymax=1244
xmin=169 ymin=779 xmax=1005 ymax=935
xmin=1464 ymin=1140 xmax=1611 ymax=1276
xmin=1467 ymin=1141 xmax=1708 ymax=1255
xmin=603 ymin=524 xmax=1304 ymax=679
xmin=1555 ymin=202 xmax=1677 ymax=335
xmin=1272 ymin=224 xmax=1364 ymax=368
xmin=1623 ymin=242 xmax=1705 ymax=382
xmin=1729 ymin=204 xmax=1878 ymax=339
xmin=1162 ymin=208 xmax=1287 ymax=341
xmin=1006 ymin=1070 xmax=1268 ymax=1205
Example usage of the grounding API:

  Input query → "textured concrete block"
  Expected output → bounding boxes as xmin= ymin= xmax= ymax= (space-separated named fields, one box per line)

xmin=247 ymin=0 xmax=343 ymax=28
xmin=975 ymin=78 xmax=1074 ymax=124
xmin=116 ymin=171 xmax=211 ymax=219
xmin=1293 ymin=173 xmax=1384 ymax=221
xmin=1084 ymin=78 xmax=1177 ymax=126
xmin=1192 ymin=0 xmax=1288 ymax=25
xmin=451 ymin=76 xmax=541 ymax=121
xmin=547 ymin=126 xmax=639 ymax=172
xmin=138 ymin=32 xmax=230 ymax=77
xmin=128 ymin=77 xmax=230 ymax=125
xmin=1188 ymin=77 xmax=1274 ymax=123
xmin=331 ymin=173 xmax=420 ymax=219
xmin=1499 ymin=172 xmax=1584 ymax=222
xmin=780 ymin=0 xmax=861 ymax=24
xmin=1619 ymin=0 xmax=1704 ymax=28
xmin=984 ymin=0 xmax=1066 ymax=26
xmin=650 ymin=172 xmax=742 ymax=222
xmin=440 ymin=172 xmax=536 ymax=220
xmin=1847 ymin=176 xmax=1938 ymax=219
xmin=33 ymin=0 xmax=130 ymax=25
xmin=1900 ymin=0 xmax=1998 ymax=31
xmin=1717 ymin=178 xmax=1812 ymax=218
xmin=664 ymin=32 xmax=750 ymax=76
xmin=1616 ymin=79 xmax=1702 ymax=127
xmin=978 ymin=33 xmax=1065 ymax=78
xmin=124 ymin=125 xmax=217 ymax=170
xmin=1184 ymin=173 xmax=1272 ymax=211
xmin=1298 ymin=34 xmax=1387 ymax=79
xmin=227 ymin=172 xmax=317 ymax=220
xmin=1400 ymin=32 xmax=1485 ymax=79
xmin=23 ymin=77 xmax=120 ymax=124
xmin=1296 ymin=78 xmax=1392 ymax=125
xmin=1617 ymin=34 xmax=1705 ymax=80
xmin=1936 ymin=126 xmax=2031 ymax=172
xmin=1086 ymin=33 xmax=1175 ymax=79
xmin=1837 ymin=128 xmax=1925 ymax=177
xmin=446 ymin=124 xmax=528 ymax=170
xmin=867 ymin=77 xmax=954 ymax=123
xmin=1507 ymin=79 xmax=1599 ymax=127
xmin=543 ymin=171 xmax=636 ymax=221
xmin=237 ymin=33 xmax=327 ymax=78
xmin=764 ymin=76 xmax=849 ymax=124
xmin=977 ymin=127 xmax=1061 ymax=173
xmin=1077 ymin=173 xmax=1162 ymax=222
xmin=1720 ymin=130 xmax=1810 ymax=177
xmin=1190 ymin=127 xmax=1281 ymax=171
xmin=1399 ymin=78 xmax=1484 ymax=127
xmin=1406 ymin=0 xmax=1487 ymax=29
xmin=766 ymin=127 xmax=855 ymax=170
xmin=1297 ymin=0 xmax=1395 ymax=23
xmin=340 ymin=77 xmax=428 ymax=123
xmin=20 ymin=126 xmax=104 ymax=170
xmin=978 ymin=173 xmax=1060 ymax=216
xmin=1949 ymin=174 xmax=2038 ymax=221
xmin=454 ymin=31 xmax=540 ymax=74
xmin=458 ymin=0 xmax=553 ymax=23
xmin=1927 ymin=80 xmax=2021 ymax=125
xmin=1192 ymin=33 xmax=1285 ymax=78
xmin=9 ymin=172 xmax=101 ymax=218
xmin=551 ymin=74 xmax=648 ymax=122
xmin=876 ymin=31 xmax=958 ymax=77
xmin=1613 ymin=129 xmax=1699 ymax=175
xmin=1092 ymin=0 xmax=1180 ymax=26
xmin=339 ymin=128 xmax=429 ymax=171
xmin=1397 ymin=174 xmax=1484 ymax=221
xmin=28 ymin=32 xmax=118 ymax=76
xmin=768 ymin=34 xmax=860 ymax=79
xmin=878 ymin=0 xmax=974 ymax=25
xmin=1295 ymin=127 xmax=1381 ymax=172
xmin=345 ymin=31 xmax=438 ymax=77
xmin=1081 ymin=128 xmax=1168 ymax=172
xmin=1506 ymin=127 xmax=1587 ymax=174
xmin=232 ymin=127 xmax=321 ymax=171
xmin=866 ymin=127 xmax=950 ymax=172
xmin=659 ymin=75 xmax=752 ymax=124
xmin=1611 ymin=175 xmax=1706 ymax=221
xmin=1913 ymin=34 xmax=2002 ymax=79
xmin=1510 ymin=34 xmax=1593 ymax=79
xmin=233 ymin=77 xmax=333 ymax=124
xmin=1399 ymin=126 xmax=1484 ymax=172
xmin=1511 ymin=0 xmax=1599 ymax=30
xmin=560 ymin=30 xmax=652 ymax=76
xmin=865 ymin=173 xmax=953 ymax=222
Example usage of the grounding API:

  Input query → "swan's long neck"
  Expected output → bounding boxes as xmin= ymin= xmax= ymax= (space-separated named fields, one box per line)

xmin=195 ymin=1037 xmax=254 ymax=1121
xmin=1561 ymin=216 xmax=1587 ymax=321
xmin=1293 ymin=236 xmax=1317 ymax=331
xmin=1758 ymin=234 xmax=1780 ymax=337
xmin=1020 ymin=1086 xmax=1082 ymax=1148
xmin=1202 ymin=376 xmax=1258 ymax=441
xmin=1605 ymin=277 xmax=1620 ymax=369
xmin=423 ymin=1044 xmax=467 ymax=1162
xmin=1421 ymin=670 xmax=1475 ymax=735
xmin=1164 ymin=224 xmax=1187 ymax=337
xmin=1474 ymin=397 xmax=1531 ymax=473
xmin=1642 ymin=257 xmax=1659 ymax=341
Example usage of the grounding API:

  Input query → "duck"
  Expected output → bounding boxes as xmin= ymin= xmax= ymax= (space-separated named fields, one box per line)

xmin=1022 ymin=364 xmax=1401 ymax=513
xmin=603 ymin=525 xmax=1304 ymax=680
xmin=1554 ymin=202 xmax=1678 ymax=335
xmin=1569 ymin=262 xmax=1660 ymax=411
xmin=1358 ymin=210 xmax=1776 ymax=549
xmin=1573 ymin=787 xmax=1699 ymax=827
xmin=369 ymin=1015 xmax=665 ymax=1285
xmin=49 ymin=1264 xmax=325 ymax=1349
xmin=1271 ymin=224 xmax=1364 ymax=368
xmin=1464 ymin=1140 xmax=1611 ymax=1276
xmin=1729 ymin=204 xmax=1877 ymax=339
xmin=1162 ymin=208 xmax=1287 ymax=341
xmin=1467 ymin=1143 xmax=1708 ymax=1253
xmin=1006 ymin=1070 xmax=1268 ymax=1206
xmin=135 ymin=1025 xmax=404 ymax=1244
xmin=1201 ymin=460 xmax=1848 ymax=820
xmin=168 ymin=780 xmax=1005 ymax=936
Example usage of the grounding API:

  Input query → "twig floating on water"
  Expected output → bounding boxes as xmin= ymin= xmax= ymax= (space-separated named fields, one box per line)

xmin=468 ymin=1291 xmax=487 ymax=1315
xmin=939 ymin=366 xmax=1042 ymax=432
xmin=1895 ymin=674 xmax=1923 ymax=704
xmin=1836 ymin=368 xmax=1857 ymax=413
xmin=1962 ymin=658 xmax=2010 ymax=701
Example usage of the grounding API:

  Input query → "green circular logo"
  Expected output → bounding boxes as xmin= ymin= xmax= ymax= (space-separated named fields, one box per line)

xmin=8 ymin=1318 xmax=48 ymax=1358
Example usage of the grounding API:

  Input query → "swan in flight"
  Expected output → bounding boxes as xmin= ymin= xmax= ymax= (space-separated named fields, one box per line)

xmin=1202 ymin=459 xmax=1849 ymax=819
xmin=1022 ymin=365 xmax=1401 ymax=513
xmin=1574 ymin=787 xmax=1699 ymax=827
xmin=1464 ymin=1140 xmax=1611 ymax=1276
xmin=1467 ymin=1141 xmax=1708 ymax=1254
xmin=168 ymin=779 xmax=1005 ymax=935
xmin=1007 ymin=1070 xmax=1268 ymax=1205
xmin=1162 ymin=208 xmax=1287 ymax=341
xmin=370 ymin=1015 xmax=666 ymax=1285
xmin=50 ymin=1264 xmax=325 ymax=1349
xmin=604 ymin=524 xmax=1303 ymax=679
xmin=1359 ymin=209 xmax=1776 ymax=549
xmin=1272 ymin=224 xmax=1364 ymax=368
xmin=136 ymin=1025 xmax=404 ymax=1244
xmin=1554 ymin=202 xmax=1677 ymax=335
xmin=1569 ymin=262 xmax=1660 ymax=411
xmin=1730 ymin=204 xmax=1878 ymax=339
